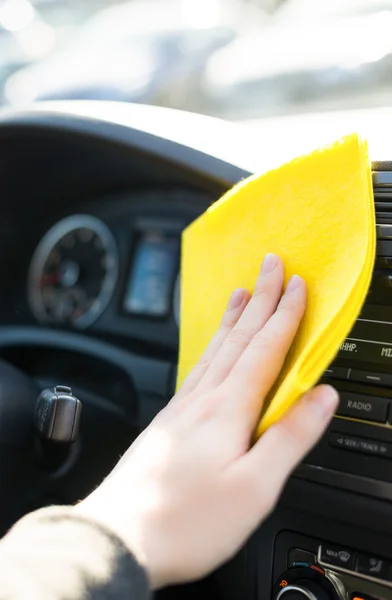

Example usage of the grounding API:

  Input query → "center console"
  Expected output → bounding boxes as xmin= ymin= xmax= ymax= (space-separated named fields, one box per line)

xmin=265 ymin=171 xmax=392 ymax=600
xmin=215 ymin=171 xmax=392 ymax=600
xmin=297 ymin=171 xmax=392 ymax=501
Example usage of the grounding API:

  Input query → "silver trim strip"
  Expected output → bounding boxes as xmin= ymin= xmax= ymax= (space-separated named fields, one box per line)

xmin=276 ymin=585 xmax=317 ymax=600
xmin=345 ymin=337 xmax=392 ymax=346
xmin=358 ymin=317 xmax=392 ymax=326
xmin=317 ymin=546 xmax=392 ymax=589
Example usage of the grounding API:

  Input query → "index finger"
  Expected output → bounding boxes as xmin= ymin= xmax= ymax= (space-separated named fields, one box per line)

xmin=174 ymin=288 xmax=250 ymax=402
xmin=221 ymin=275 xmax=306 ymax=425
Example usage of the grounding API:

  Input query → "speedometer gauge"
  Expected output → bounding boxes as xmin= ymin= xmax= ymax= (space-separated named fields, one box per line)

xmin=28 ymin=215 xmax=119 ymax=329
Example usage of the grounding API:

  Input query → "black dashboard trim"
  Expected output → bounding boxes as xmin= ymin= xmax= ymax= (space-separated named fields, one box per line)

xmin=295 ymin=463 xmax=392 ymax=502
xmin=0 ymin=109 xmax=250 ymax=191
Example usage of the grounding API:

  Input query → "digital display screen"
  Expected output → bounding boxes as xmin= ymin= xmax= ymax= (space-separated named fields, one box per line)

xmin=337 ymin=316 xmax=392 ymax=366
xmin=334 ymin=270 xmax=392 ymax=367
xmin=123 ymin=231 xmax=179 ymax=317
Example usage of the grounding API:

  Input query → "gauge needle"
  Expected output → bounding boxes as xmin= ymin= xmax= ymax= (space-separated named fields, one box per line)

xmin=39 ymin=273 xmax=60 ymax=286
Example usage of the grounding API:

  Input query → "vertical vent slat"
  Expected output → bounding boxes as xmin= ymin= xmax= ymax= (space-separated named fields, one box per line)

xmin=374 ymin=176 xmax=392 ymax=222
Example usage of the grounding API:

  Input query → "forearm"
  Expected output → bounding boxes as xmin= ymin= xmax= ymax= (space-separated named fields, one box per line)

xmin=0 ymin=507 xmax=150 ymax=600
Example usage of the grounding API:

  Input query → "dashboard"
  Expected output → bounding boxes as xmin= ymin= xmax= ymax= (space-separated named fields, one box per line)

xmin=0 ymin=103 xmax=237 ymax=536
xmin=4 ymin=102 xmax=392 ymax=600
xmin=11 ymin=190 xmax=208 ymax=349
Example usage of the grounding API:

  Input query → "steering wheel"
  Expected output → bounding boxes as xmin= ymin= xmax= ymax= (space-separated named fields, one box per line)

xmin=0 ymin=358 xmax=139 ymax=535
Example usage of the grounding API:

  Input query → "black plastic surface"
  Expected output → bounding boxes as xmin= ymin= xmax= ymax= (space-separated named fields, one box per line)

xmin=336 ymin=393 xmax=389 ymax=423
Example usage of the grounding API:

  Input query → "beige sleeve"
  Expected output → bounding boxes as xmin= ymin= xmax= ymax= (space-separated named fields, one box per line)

xmin=0 ymin=506 xmax=150 ymax=600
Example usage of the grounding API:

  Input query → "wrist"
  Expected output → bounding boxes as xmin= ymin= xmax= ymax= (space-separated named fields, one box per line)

xmin=73 ymin=496 xmax=155 ymax=585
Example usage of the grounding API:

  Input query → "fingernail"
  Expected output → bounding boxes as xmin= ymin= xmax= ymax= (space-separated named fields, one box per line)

xmin=228 ymin=288 xmax=245 ymax=310
xmin=261 ymin=253 xmax=279 ymax=275
xmin=285 ymin=275 xmax=302 ymax=294
xmin=309 ymin=385 xmax=339 ymax=420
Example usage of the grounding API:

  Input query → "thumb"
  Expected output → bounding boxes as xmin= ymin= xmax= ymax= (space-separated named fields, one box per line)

xmin=238 ymin=385 xmax=339 ymax=509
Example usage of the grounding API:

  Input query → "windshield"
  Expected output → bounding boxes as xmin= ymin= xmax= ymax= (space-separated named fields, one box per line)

xmin=1 ymin=0 xmax=392 ymax=120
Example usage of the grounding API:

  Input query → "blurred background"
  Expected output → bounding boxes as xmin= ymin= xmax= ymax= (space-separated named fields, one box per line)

xmin=1 ymin=0 xmax=392 ymax=121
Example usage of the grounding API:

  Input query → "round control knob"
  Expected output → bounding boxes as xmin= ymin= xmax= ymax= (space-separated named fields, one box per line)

xmin=276 ymin=579 xmax=330 ymax=600
xmin=273 ymin=567 xmax=341 ymax=600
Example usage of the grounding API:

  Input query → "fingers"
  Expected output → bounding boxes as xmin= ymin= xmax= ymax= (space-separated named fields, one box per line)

xmin=224 ymin=275 xmax=306 ymax=416
xmin=192 ymin=254 xmax=284 ymax=394
xmin=174 ymin=288 xmax=250 ymax=401
xmin=233 ymin=385 xmax=338 ymax=514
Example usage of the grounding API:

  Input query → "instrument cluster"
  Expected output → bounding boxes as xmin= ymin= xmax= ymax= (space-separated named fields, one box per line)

xmin=25 ymin=189 xmax=208 ymax=345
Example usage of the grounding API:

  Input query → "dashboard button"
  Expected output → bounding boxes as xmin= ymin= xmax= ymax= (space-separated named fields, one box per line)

xmin=323 ymin=366 xmax=350 ymax=380
xmin=336 ymin=392 xmax=389 ymax=423
xmin=350 ymin=370 xmax=392 ymax=388
xmin=329 ymin=433 xmax=392 ymax=458
xmin=319 ymin=544 xmax=356 ymax=570
xmin=352 ymin=595 xmax=376 ymax=600
xmin=357 ymin=554 xmax=390 ymax=580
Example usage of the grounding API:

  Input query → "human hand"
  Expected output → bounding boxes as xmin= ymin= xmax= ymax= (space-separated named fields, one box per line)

xmin=75 ymin=254 xmax=338 ymax=589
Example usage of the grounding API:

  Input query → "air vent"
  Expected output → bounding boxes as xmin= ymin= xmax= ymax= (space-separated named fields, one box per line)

xmin=373 ymin=171 xmax=392 ymax=220
xmin=375 ymin=207 xmax=392 ymax=223
xmin=374 ymin=173 xmax=392 ymax=260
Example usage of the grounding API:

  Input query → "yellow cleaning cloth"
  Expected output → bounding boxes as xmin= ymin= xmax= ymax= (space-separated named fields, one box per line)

xmin=177 ymin=133 xmax=375 ymax=437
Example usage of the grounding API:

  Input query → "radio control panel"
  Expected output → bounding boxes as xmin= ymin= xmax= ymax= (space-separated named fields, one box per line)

xmin=299 ymin=202 xmax=392 ymax=493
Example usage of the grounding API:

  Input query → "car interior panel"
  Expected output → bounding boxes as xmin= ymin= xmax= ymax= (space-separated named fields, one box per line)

xmin=0 ymin=101 xmax=392 ymax=599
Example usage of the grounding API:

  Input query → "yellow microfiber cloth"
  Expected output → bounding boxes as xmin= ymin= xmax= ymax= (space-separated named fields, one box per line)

xmin=177 ymin=133 xmax=376 ymax=438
